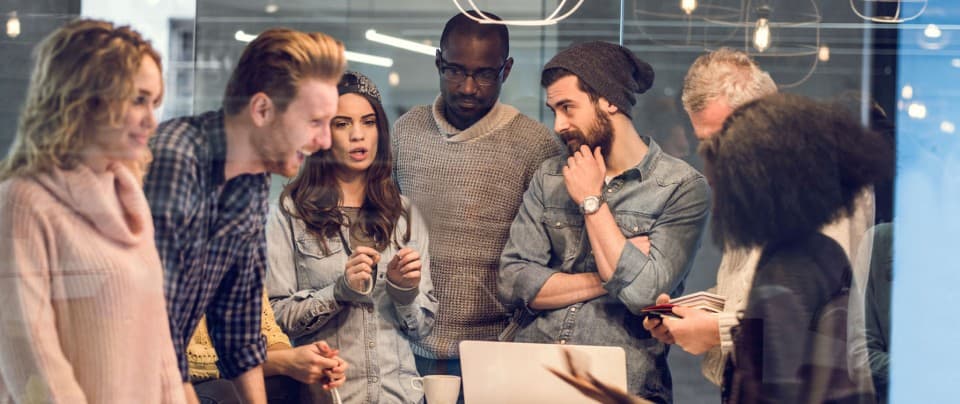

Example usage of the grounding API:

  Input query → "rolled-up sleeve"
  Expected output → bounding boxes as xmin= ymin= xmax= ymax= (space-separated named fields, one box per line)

xmin=497 ymin=167 xmax=557 ymax=314
xmin=604 ymin=175 xmax=710 ymax=314
xmin=206 ymin=233 xmax=267 ymax=378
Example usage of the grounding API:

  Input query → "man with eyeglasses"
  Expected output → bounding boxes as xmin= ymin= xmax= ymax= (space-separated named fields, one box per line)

xmin=391 ymin=11 xmax=563 ymax=383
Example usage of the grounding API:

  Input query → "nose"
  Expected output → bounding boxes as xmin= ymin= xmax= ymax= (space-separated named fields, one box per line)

xmin=553 ymin=114 xmax=569 ymax=134
xmin=349 ymin=124 xmax=364 ymax=142
xmin=315 ymin=125 xmax=332 ymax=151
xmin=460 ymin=75 xmax=479 ymax=95
xmin=144 ymin=110 xmax=158 ymax=133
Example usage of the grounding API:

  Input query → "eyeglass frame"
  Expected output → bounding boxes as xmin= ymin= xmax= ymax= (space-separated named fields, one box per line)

xmin=435 ymin=50 xmax=510 ymax=87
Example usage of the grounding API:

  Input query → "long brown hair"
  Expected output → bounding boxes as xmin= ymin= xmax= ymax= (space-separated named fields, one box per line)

xmin=280 ymin=91 xmax=409 ymax=254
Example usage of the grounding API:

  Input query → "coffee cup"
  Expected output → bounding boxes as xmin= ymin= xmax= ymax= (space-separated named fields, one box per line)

xmin=410 ymin=375 xmax=461 ymax=404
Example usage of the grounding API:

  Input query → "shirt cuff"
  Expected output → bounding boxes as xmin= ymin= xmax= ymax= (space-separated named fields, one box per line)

xmin=717 ymin=311 xmax=739 ymax=355
xmin=334 ymin=275 xmax=373 ymax=304
xmin=217 ymin=340 xmax=266 ymax=379
xmin=603 ymin=240 xmax=650 ymax=303
xmin=385 ymin=279 xmax=419 ymax=305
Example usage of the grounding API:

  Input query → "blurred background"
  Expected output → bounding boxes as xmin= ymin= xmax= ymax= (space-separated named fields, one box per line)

xmin=0 ymin=1 xmax=957 ymax=402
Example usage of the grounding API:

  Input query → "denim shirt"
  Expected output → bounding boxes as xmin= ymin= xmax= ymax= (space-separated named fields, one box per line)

xmin=265 ymin=196 xmax=438 ymax=404
xmin=498 ymin=138 xmax=710 ymax=403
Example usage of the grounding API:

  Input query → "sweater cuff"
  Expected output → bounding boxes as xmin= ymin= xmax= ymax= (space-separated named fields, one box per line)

xmin=717 ymin=311 xmax=739 ymax=355
xmin=385 ymin=279 xmax=419 ymax=305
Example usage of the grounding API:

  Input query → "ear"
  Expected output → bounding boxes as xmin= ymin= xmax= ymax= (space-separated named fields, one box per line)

xmin=435 ymin=49 xmax=442 ymax=70
xmin=598 ymin=97 xmax=619 ymax=115
xmin=501 ymin=56 xmax=515 ymax=82
xmin=248 ymin=92 xmax=274 ymax=127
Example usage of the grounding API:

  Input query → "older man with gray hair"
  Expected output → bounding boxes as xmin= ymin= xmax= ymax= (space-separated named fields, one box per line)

xmin=644 ymin=48 xmax=875 ymax=392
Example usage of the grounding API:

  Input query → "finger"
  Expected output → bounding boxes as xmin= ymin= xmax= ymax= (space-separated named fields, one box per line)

xmin=642 ymin=316 xmax=661 ymax=330
xmin=655 ymin=293 xmax=671 ymax=305
xmin=354 ymin=247 xmax=380 ymax=264
xmin=593 ymin=146 xmax=605 ymax=168
xmin=399 ymin=259 xmax=422 ymax=274
xmin=348 ymin=254 xmax=374 ymax=267
xmin=399 ymin=251 xmax=420 ymax=267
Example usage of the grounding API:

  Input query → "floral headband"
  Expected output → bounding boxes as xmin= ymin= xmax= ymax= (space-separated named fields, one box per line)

xmin=337 ymin=71 xmax=382 ymax=103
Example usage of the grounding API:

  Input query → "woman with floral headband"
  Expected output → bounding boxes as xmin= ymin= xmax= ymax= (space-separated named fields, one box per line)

xmin=266 ymin=71 xmax=438 ymax=403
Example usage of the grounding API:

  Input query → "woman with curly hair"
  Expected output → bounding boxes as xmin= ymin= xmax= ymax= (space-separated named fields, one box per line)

xmin=266 ymin=71 xmax=437 ymax=403
xmin=700 ymin=93 xmax=891 ymax=404
xmin=0 ymin=19 xmax=185 ymax=403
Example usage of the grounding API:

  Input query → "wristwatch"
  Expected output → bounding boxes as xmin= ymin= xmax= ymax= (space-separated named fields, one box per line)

xmin=580 ymin=194 xmax=605 ymax=215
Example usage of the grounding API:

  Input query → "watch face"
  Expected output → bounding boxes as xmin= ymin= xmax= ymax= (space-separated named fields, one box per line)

xmin=583 ymin=196 xmax=600 ymax=213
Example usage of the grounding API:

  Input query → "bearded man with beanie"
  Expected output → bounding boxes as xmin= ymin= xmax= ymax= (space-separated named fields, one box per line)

xmin=497 ymin=41 xmax=710 ymax=403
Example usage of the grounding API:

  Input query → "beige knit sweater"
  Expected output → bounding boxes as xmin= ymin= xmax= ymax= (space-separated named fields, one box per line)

xmin=392 ymin=96 xmax=563 ymax=358
xmin=0 ymin=163 xmax=185 ymax=404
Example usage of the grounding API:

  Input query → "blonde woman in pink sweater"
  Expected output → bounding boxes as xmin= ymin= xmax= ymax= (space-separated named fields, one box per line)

xmin=0 ymin=19 xmax=186 ymax=403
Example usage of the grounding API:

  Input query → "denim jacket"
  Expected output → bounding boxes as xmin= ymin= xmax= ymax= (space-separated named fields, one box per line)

xmin=265 ymin=196 xmax=438 ymax=404
xmin=498 ymin=138 xmax=710 ymax=402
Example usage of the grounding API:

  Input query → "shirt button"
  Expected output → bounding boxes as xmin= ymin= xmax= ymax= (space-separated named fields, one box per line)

xmin=556 ymin=222 xmax=562 ymax=227
xmin=607 ymin=188 xmax=613 ymax=193
xmin=559 ymin=339 xmax=567 ymax=345
xmin=368 ymin=341 xmax=375 ymax=348
xmin=366 ymin=306 xmax=374 ymax=313
xmin=370 ymin=376 xmax=379 ymax=383
xmin=632 ymin=226 xmax=639 ymax=232
xmin=570 ymin=307 xmax=577 ymax=312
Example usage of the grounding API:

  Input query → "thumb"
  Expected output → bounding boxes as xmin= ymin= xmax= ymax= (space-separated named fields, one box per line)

xmin=671 ymin=305 xmax=695 ymax=317
xmin=655 ymin=293 xmax=671 ymax=305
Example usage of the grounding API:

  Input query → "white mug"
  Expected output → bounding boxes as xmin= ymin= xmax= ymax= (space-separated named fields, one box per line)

xmin=410 ymin=375 xmax=461 ymax=404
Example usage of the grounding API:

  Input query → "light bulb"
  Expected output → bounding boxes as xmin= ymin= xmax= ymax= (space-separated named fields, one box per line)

xmin=924 ymin=24 xmax=942 ymax=39
xmin=902 ymin=84 xmax=914 ymax=100
xmin=7 ymin=12 xmax=20 ymax=38
xmin=907 ymin=102 xmax=927 ymax=120
xmin=941 ymin=121 xmax=956 ymax=134
xmin=681 ymin=0 xmax=697 ymax=15
xmin=753 ymin=17 xmax=770 ymax=52
xmin=264 ymin=3 xmax=278 ymax=14
xmin=818 ymin=45 xmax=830 ymax=62
xmin=388 ymin=72 xmax=400 ymax=87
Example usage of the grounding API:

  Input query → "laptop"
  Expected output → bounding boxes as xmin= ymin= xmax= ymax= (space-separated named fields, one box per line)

xmin=459 ymin=340 xmax=627 ymax=404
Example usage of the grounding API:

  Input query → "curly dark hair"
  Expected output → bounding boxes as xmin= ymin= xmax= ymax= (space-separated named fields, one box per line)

xmin=699 ymin=93 xmax=893 ymax=249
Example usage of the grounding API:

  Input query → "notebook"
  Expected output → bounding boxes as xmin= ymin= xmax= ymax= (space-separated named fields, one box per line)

xmin=459 ymin=340 xmax=627 ymax=404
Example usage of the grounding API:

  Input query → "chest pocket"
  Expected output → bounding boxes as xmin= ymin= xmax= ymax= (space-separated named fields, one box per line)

xmin=541 ymin=208 xmax=584 ymax=262
xmin=293 ymin=235 xmax=343 ymax=289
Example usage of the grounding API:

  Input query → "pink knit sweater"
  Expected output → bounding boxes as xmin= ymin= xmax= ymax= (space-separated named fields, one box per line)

xmin=0 ymin=163 xmax=185 ymax=404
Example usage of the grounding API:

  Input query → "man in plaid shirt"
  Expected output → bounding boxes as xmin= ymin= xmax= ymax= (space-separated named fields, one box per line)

xmin=144 ymin=29 xmax=346 ymax=403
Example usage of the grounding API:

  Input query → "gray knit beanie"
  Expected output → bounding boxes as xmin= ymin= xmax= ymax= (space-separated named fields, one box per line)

xmin=543 ymin=41 xmax=655 ymax=117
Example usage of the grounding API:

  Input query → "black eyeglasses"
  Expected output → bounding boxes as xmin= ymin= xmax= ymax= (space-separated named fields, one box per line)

xmin=437 ymin=53 xmax=506 ymax=87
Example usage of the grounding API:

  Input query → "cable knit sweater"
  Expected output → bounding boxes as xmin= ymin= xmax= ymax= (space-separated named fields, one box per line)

xmin=0 ymin=164 xmax=185 ymax=404
xmin=392 ymin=96 xmax=563 ymax=358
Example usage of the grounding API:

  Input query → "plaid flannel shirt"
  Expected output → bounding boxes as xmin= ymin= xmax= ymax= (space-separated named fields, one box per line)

xmin=144 ymin=110 xmax=268 ymax=381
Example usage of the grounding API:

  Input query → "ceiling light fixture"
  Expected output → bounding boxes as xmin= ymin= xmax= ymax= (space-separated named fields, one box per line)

xmin=753 ymin=5 xmax=772 ymax=53
xmin=237 ymin=30 xmax=393 ymax=67
xmin=850 ymin=0 xmax=927 ymax=23
xmin=7 ymin=11 xmax=20 ymax=38
xmin=365 ymin=29 xmax=436 ymax=56
xmin=680 ymin=0 xmax=697 ymax=15
xmin=452 ymin=0 xmax=584 ymax=26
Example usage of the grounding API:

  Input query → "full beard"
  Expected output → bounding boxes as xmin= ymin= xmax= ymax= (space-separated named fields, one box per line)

xmin=558 ymin=103 xmax=614 ymax=159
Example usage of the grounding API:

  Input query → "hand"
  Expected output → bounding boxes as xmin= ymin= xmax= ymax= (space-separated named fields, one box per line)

xmin=386 ymin=247 xmax=422 ymax=289
xmin=628 ymin=235 xmax=650 ymax=255
xmin=562 ymin=145 xmax=606 ymax=205
xmin=283 ymin=344 xmax=341 ymax=385
xmin=662 ymin=305 xmax=721 ymax=355
xmin=314 ymin=341 xmax=348 ymax=391
xmin=642 ymin=294 xmax=674 ymax=344
xmin=345 ymin=246 xmax=380 ymax=292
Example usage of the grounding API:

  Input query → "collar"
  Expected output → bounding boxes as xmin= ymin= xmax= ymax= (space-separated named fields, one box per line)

xmin=200 ymin=109 xmax=228 ymax=187
xmin=613 ymin=136 xmax=663 ymax=183
xmin=430 ymin=95 xmax=520 ymax=142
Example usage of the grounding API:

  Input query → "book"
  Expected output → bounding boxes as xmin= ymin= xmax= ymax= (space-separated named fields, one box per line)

xmin=640 ymin=291 xmax=726 ymax=319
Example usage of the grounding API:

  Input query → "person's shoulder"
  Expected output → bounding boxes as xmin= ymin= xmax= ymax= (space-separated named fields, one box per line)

xmin=650 ymin=146 xmax=706 ymax=187
xmin=537 ymin=154 xmax=568 ymax=176
xmin=393 ymin=105 xmax=433 ymax=129
xmin=505 ymin=109 xmax=551 ymax=135
xmin=0 ymin=176 xmax=50 ymax=209
xmin=152 ymin=111 xmax=216 ymax=158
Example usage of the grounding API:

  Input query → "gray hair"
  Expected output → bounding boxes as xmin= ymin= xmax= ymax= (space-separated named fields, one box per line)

xmin=681 ymin=48 xmax=777 ymax=113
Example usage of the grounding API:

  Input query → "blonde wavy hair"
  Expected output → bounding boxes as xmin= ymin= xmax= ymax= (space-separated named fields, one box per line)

xmin=223 ymin=28 xmax=346 ymax=115
xmin=1 ymin=19 xmax=162 ymax=181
